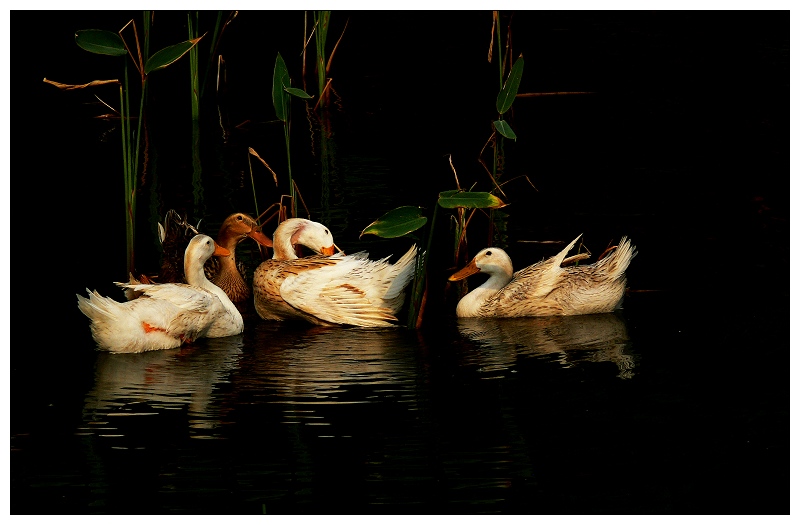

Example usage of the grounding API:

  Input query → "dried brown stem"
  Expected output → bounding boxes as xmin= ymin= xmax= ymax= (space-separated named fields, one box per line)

xmin=293 ymin=181 xmax=311 ymax=218
xmin=248 ymin=147 xmax=279 ymax=185
xmin=326 ymin=17 xmax=349 ymax=75
xmin=561 ymin=253 xmax=591 ymax=267
xmin=597 ymin=245 xmax=619 ymax=261
xmin=448 ymin=154 xmax=461 ymax=190
xmin=488 ymin=11 xmax=497 ymax=63
xmin=118 ymin=19 xmax=143 ymax=79
xmin=43 ymin=78 xmax=120 ymax=90
xmin=313 ymin=78 xmax=333 ymax=112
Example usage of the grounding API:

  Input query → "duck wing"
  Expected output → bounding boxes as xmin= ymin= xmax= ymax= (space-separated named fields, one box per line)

xmin=115 ymin=282 xmax=219 ymax=314
xmin=480 ymin=234 xmax=583 ymax=317
xmin=253 ymin=256 xmax=341 ymax=323
xmin=279 ymin=254 xmax=398 ymax=327
xmin=114 ymin=281 xmax=225 ymax=338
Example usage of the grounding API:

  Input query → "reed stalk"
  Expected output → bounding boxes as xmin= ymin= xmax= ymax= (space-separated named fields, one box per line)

xmin=121 ymin=64 xmax=134 ymax=275
xmin=63 ymin=17 xmax=201 ymax=277
xmin=188 ymin=12 xmax=204 ymax=220
xmin=272 ymin=53 xmax=312 ymax=218
xmin=314 ymin=11 xmax=330 ymax=109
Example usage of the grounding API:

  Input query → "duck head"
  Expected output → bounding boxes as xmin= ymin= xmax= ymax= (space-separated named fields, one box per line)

xmin=184 ymin=235 xmax=230 ymax=280
xmin=216 ymin=213 xmax=273 ymax=252
xmin=273 ymin=218 xmax=339 ymax=260
xmin=449 ymin=248 xmax=514 ymax=282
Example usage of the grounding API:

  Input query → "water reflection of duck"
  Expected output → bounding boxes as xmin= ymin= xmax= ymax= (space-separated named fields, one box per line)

xmin=82 ymin=335 xmax=245 ymax=432
xmin=253 ymin=218 xmax=418 ymax=327
xmin=126 ymin=211 xmax=272 ymax=304
xmin=77 ymin=235 xmax=244 ymax=353
xmin=449 ymin=234 xmax=636 ymax=318
xmin=246 ymin=324 xmax=416 ymax=404
xmin=457 ymin=314 xmax=636 ymax=378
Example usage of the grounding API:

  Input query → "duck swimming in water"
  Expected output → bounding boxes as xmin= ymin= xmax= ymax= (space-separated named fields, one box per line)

xmin=78 ymin=235 xmax=245 ymax=353
xmin=252 ymin=218 xmax=418 ymax=327
xmin=448 ymin=234 xmax=636 ymax=318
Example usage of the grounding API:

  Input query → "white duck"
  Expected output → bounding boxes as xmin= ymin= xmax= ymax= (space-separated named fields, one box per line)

xmin=77 ymin=235 xmax=244 ymax=353
xmin=449 ymin=234 xmax=636 ymax=318
xmin=252 ymin=218 xmax=418 ymax=327
xmin=125 ymin=211 xmax=273 ymax=304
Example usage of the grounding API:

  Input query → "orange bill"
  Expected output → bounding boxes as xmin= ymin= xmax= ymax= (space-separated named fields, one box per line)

xmin=248 ymin=229 xmax=273 ymax=247
xmin=448 ymin=260 xmax=480 ymax=281
xmin=319 ymin=245 xmax=336 ymax=256
xmin=213 ymin=242 xmax=231 ymax=257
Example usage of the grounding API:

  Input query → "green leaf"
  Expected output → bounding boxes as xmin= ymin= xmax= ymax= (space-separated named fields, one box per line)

xmin=438 ymin=191 xmax=506 ymax=209
xmin=493 ymin=120 xmax=517 ymax=140
xmin=273 ymin=53 xmax=290 ymax=122
xmin=144 ymin=38 xmax=199 ymax=74
xmin=496 ymin=55 xmax=524 ymax=114
xmin=75 ymin=29 xmax=127 ymax=56
xmin=360 ymin=206 xmax=428 ymax=238
xmin=285 ymin=87 xmax=313 ymax=99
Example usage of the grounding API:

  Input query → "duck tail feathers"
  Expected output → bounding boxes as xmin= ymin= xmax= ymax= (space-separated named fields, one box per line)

xmin=77 ymin=288 xmax=121 ymax=323
xmin=384 ymin=244 xmax=418 ymax=301
xmin=600 ymin=236 xmax=637 ymax=279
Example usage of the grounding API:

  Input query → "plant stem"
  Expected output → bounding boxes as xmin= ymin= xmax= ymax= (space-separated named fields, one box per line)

xmin=284 ymin=121 xmax=296 ymax=217
xmin=121 ymin=63 xmax=134 ymax=277
xmin=188 ymin=12 xmax=204 ymax=220
xmin=407 ymin=202 xmax=439 ymax=329
xmin=314 ymin=11 xmax=329 ymax=109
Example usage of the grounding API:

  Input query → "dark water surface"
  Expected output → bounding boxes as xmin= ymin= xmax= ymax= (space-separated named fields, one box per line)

xmin=10 ymin=289 xmax=788 ymax=514
xmin=11 ymin=10 xmax=789 ymax=515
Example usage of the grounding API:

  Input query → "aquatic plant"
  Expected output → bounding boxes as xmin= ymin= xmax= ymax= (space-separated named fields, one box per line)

xmin=482 ymin=11 xmax=525 ymax=248
xmin=44 ymin=13 xmax=201 ymax=276
xmin=313 ymin=11 xmax=331 ymax=109
xmin=272 ymin=52 xmax=312 ymax=218
xmin=361 ymin=185 xmax=506 ymax=329
xmin=360 ymin=12 xmax=531 ymax=329
xmin=186 ymin=11 xmax=235 ymax=222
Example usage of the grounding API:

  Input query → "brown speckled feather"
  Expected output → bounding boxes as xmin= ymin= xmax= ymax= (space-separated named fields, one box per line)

xmin=252 ymin=256 xmax=341 ymax=324
xmin=252 ymin=218 xmax=417 ymax=327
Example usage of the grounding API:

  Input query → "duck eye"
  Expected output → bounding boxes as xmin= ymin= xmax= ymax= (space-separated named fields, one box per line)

xmin=236 ymin=215 xmax=243 ymax=221
xmin=324 ymin=229 xmax=329 ymax=235
xmin=486 ymin=250 xmax=492 ymax=256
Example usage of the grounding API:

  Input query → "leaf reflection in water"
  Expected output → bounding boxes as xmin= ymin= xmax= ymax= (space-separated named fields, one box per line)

xmin=456 ymin=313 xmax=637 ymax=379
xmin=81 ymin=335 xmax=245 ymax=438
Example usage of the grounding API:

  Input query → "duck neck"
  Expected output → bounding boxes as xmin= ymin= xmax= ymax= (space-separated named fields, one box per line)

xmin=213 ymin=241 xmax=241 ymax=277
xmin=272 ymin=224 xmax=301 ymax=260
xmin=184 ymin=256 xmax=214 ymax=290
xmin=456 ymin=273 xmax=511 ymax=317
xmin=187 ymin=258 xmax=239 ymax=312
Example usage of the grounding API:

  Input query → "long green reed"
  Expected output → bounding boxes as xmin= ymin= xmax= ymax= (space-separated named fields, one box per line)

xmin=46 ymin=15 xmax=201 ymax=277
xmin=272 ymin=52 xmax=312 ymax=218
xmin=188 ymin=12 xmax=204 ymax=220
xmin=313 ymin=11 xmax=330 ymax=109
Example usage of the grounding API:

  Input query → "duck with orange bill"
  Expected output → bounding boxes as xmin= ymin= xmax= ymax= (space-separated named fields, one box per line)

xmin=77 ymin=235 xmax=245 ymax=353
xmin=449 ymin=234 xmax=636 ymax=318
xmin=252 ymin=218 xmax=418 ymax=327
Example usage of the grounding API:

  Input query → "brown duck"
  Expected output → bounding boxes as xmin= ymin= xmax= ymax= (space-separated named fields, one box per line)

xmin=127 ymin=211 xmax=272 ymax=304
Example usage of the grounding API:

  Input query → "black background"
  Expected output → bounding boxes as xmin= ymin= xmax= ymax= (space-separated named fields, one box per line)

xmin=10 ymin=9 xmax=790 ymax=514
